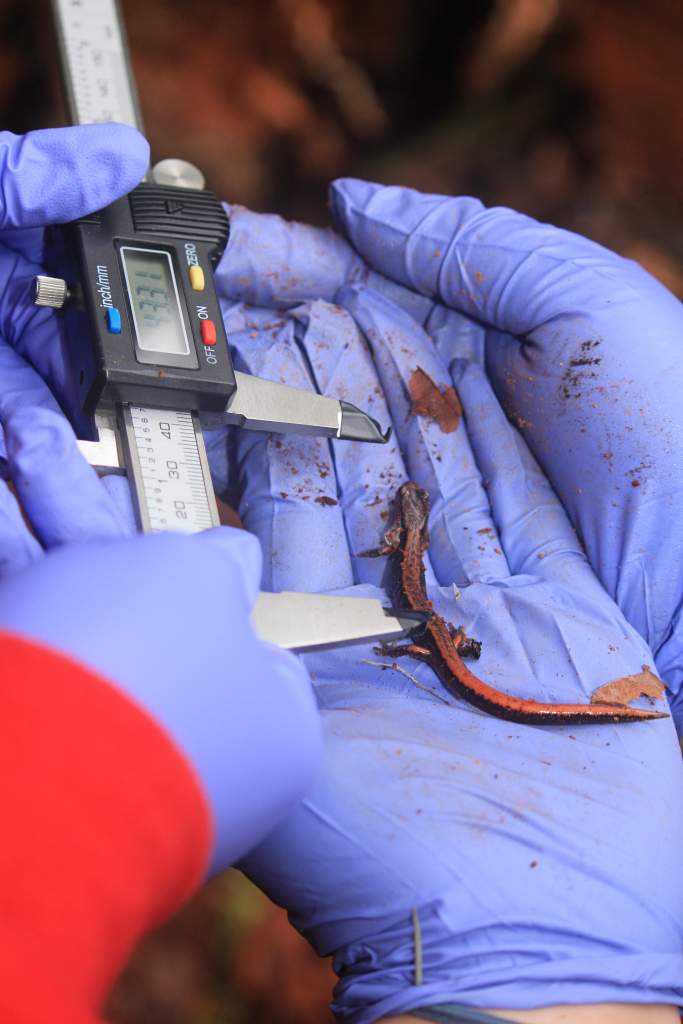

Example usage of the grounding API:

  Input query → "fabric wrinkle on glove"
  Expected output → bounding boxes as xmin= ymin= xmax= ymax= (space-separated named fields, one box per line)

xmin=209 ymin=255 xmax=683 ymax=1021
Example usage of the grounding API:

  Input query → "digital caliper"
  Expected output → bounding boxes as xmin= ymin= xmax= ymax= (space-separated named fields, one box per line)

xmin=35 ymin=0 xmax=425 ymax=651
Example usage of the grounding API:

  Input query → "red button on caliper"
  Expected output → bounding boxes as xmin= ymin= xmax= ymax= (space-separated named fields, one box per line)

xmin=201 ymin=319 xmax=217 ymax=346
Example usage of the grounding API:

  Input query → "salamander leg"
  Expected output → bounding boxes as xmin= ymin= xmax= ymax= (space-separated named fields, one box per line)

xmin=359 ymin=520 xmax=403 ymax=558
xmin=448 ymin=623 xmax=482 ymax=661
xmin=374 ymin=641 xmax=432 ymax=661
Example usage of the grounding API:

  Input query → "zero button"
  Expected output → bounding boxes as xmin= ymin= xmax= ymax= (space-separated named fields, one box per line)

xmin=189 ymin=266 xmax=205 ymax=291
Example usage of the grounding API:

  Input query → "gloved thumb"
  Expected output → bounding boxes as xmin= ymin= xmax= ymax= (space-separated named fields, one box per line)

xmin=329 ymin=178 xmax=661 ymax=336
xmin=192 ymin=525 xmax=264 ymax=607
xmin=0 ymin=124 xmax=149 ymax=230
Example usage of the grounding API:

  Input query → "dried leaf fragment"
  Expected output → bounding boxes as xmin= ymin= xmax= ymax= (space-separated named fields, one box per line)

xmin=409 ymin=367 xmax=462 ymax=433
xmin=590 ymin=664 xmax=665 ymax=707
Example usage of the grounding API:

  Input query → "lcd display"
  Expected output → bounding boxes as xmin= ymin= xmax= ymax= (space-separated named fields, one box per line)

xmin=120 ymin=247 xmax=190 ymax=357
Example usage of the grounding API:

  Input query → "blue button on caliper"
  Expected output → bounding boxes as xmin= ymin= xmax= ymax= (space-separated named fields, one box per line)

xmin=106 ymin=307 xmax=122 ymax=333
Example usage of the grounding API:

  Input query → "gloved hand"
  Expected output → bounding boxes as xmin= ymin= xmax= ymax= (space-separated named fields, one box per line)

xmin=327 ymin=180 xmax=683 ymax=714
xmin=217 ymin=186 xmax=683 ymax=731
xmin=0 ymin=124 xmax=151 ymax=414
xmin=0 ymin=128 xmax=321 ymax=870
xmin=214 ymin=225 xmax=683 ymax=1020
xmin=0 ymin=123 xmax=151 ymax=565
xmin=0 ymin=527 xmax=320 ymax=876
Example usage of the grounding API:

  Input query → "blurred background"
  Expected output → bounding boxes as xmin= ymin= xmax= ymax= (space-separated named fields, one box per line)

xmin=2 ymin=0 xmax=682 ymax=1020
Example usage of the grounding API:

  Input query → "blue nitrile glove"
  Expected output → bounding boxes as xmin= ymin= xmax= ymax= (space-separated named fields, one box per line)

xmin=215 ymin=245 xmax=683 ymax=1020
xmin=327 ymin=180 xmax=683 ymax=728
xmin=0 ymin=125 xmax=322 ymax=876
xmin=0 ymin=125 xmax=151 ymax=426
xmin=0 ymin=124 xmax=151 ymax=563
xmin=0 ymin=326 xmax=321 ymax=878
xmin=217 ymin=187 xmax=683 ymax=735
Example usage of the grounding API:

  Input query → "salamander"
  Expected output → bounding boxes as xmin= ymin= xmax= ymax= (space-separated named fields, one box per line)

xmin=369 ymin=482 xmax=668 ymax=725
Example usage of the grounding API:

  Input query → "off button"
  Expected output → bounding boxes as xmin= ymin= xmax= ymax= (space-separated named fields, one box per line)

xmin=189 ymin=265 xmax=205 ymax=291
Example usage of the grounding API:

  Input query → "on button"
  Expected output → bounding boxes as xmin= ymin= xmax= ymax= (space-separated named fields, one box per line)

xmin=201 ymin=319 xmax=217 ymax=346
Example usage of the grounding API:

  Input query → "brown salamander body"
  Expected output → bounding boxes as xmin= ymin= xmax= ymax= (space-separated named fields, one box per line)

xmin=372 ymin=482 xmax=667 ymax=726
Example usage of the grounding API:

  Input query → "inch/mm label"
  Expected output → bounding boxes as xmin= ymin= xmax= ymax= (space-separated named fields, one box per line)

xmin=127 ymin=406 xmax=217 ymax=534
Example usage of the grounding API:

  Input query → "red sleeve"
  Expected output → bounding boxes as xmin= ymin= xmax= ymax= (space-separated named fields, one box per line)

xmin=0 ymin=630 xmax=212 ymax=1024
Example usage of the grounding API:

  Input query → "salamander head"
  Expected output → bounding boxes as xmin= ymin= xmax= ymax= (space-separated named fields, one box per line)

xmin=398 ymin=481 xmax=430 ymax=531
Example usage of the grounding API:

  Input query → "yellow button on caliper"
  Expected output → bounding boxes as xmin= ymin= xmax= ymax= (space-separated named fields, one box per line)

xmin=189 ymin=265 xmax=205 ymax=291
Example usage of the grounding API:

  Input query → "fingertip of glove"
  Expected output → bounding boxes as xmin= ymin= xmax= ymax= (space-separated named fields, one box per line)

xmin=328 ymin=177 xmax=383 ymax=227
xmin=0 ymin=124 xmax=150 ymax=229
xmin=5 ymin=405 xmax=76 ymax=466
xmin=196 ymin=526 xmax=263 ymax=603
xmin=95 ymin=120 xmax=150 ymax=161
xmin=256 ymin=640 xmax=323 ymax=780
xmin=99 ymin=475 xmax=138 ymax=536
xmin=335 ymin=280 xmax=410 ymax=328
xmin=73 ymin=121 xmax=150 ymax=195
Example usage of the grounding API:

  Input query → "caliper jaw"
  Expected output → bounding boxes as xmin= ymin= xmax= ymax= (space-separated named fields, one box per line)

xmin=76 ymin=411 xmax=125 ymax=473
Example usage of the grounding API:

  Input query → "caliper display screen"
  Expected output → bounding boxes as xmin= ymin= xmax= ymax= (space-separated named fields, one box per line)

xmin=121 ymin=246 xmax=190 ymax=359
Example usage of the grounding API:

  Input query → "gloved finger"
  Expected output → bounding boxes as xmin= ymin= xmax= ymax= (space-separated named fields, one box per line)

xmin=0 ymin=248 xmax=79 ymax=440
xmin=1 ymin=246 xmax=91 ymax=434
xmin=0 ymin=524 xmax=321 ymax=877
xmin=203 ymin=427 xmax=234 ymax=503
xmin=6 ymin=408 xmax=133 ymax=548
xmin=0 ymin=344 xmax=132 ymax=547
xmin=100 ymin=474 xmax=138 ymax=534
xmin=290 ymin=299 xmax=441 ymax=589
xmin=230 ymin=310 xmax=354 ymax=593
xmin=329 ymin=178 xmax=639 ymax=335
xmin=0 ymin=226 xmax=45 ymax=266
xmin=483 ymin=315 xmax=683 ymax=662
xmin=0 ymin=479 xmax=42 ymax=575
xmin=216 ymin=203 xmax=435 ymax=325
xmin=337 ymin=284 xmax=510 ymax=585
xmin=329 ymin=179 xmax=683 ymax=682
xmin=425 ymin=301 xmax=487 ymax=369
xmin=0 ymin=125 xmax=148 ymax=425
xmin=0 ymin=124 xmax=149 ymax=234
xmin=453 ymin=357 xmax=603 ymax=594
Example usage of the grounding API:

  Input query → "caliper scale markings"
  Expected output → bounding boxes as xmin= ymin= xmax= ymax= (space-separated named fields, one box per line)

xmin=53 ymin=0 xmax=142 ymax=129
xmin=121 ymin=406 xmax=219 ymax=534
